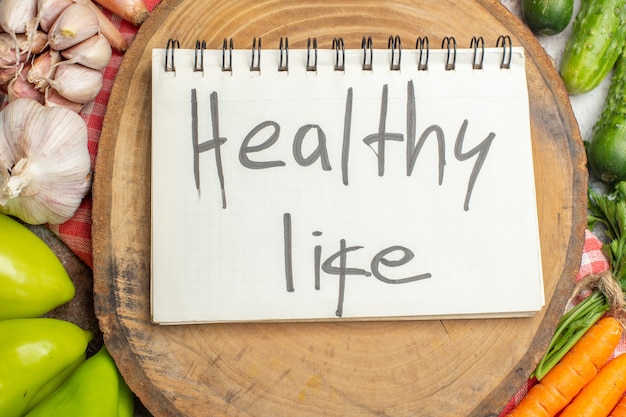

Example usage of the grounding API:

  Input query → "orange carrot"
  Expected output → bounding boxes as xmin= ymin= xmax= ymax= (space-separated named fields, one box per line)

xmin=609 ymin=395 xmax=626 ymax=417
xmin=560 ymin=353 xmax=626 ymax=417
xmin=506 ymin=316 xmax=622 ymax=417
xmin=93 ymin=0 xmax=149 ymax=25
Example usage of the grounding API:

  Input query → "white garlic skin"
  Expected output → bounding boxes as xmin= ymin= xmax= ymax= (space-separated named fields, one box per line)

xmin=0 ymin=97 xmax=91 ymax=224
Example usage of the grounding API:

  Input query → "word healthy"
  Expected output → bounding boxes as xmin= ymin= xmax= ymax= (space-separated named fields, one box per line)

xmin=189 ymin=80 xmax=497 ymax=211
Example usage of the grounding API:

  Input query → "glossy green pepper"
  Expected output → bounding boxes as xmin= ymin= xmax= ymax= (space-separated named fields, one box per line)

xmin=25 ymin=345 xmax=135 ymax=417
xmin=0 ymin=213 xmax=75 ymax=319
xmin=0 ymin=318 xmax=93 ymax=417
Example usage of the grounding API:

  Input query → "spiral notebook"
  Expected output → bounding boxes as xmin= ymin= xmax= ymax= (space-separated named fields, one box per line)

xmin=150 ymin=35 xmax=544 ymax=324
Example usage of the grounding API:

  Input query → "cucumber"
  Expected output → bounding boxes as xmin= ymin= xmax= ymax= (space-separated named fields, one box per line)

xmin=560 ymin=0 xmax=626 ymax=95
xmin=521 ymin=0 xmax=573 ymax=36
xmin=587 ymin=53 xmax=626 ymax=183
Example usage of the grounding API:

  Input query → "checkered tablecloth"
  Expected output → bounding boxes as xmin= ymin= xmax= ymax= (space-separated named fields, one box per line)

xmin=46 ymin=1 xmax=620 ymax=413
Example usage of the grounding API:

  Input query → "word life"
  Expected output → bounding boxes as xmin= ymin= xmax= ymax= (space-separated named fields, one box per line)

xmin=283 ymin=213 xmax=432 ymax=317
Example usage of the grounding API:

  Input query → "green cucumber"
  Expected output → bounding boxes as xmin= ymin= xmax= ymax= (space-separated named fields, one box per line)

xmin=560 ymin=0 xmax=626 ymax=95
xmin=587 ymin=53 xmax=626 ymax=183
xmin=521 ymin=0 xmax=574 ymax=36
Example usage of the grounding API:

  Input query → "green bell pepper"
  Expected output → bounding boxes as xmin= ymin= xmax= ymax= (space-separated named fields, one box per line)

xmin=24 ymin=345 xmax=135 ymax=417
xmin=0 ymin=318 xmax=93 ymax=417
xmin=0 ymin=213 xmax=75 ymax=319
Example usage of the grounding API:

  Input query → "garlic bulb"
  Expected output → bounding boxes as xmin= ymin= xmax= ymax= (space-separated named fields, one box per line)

xmin=0 ymin=97 xmax=91 ymax=224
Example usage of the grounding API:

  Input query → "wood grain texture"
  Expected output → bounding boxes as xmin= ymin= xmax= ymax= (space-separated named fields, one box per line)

xmin=91 ymin=0 xmax=587 ymax=416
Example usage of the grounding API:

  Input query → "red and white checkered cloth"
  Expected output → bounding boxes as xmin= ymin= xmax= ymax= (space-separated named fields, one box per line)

xmin=46 ymin=0 xmax=161 ymax=268
xmin=44 ymin=2 xmax=621 ymax=412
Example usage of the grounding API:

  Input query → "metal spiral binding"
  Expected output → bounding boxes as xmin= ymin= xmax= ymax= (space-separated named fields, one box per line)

xmin=470 ymin=36 xmax=484 ymax=70
xmin=250 ymin=37 xmax=261 ymax=72
xmin=332 ymin=37 xmax=345 ymax=71
xmin=416 ymin=36 xmax=429 ymax=71
xmin=278 ymin=37 xmax=289 ymax=72
xmin=442 ymin=36 xmax=456 ymax=71
xmin=164 ymin=38 xmax=179 ymax=72
xmin=222 ymin=38 xmax=233 ymax=72
xmin=163 ymin=35 xmax=515 ymax=75
xmin=306 ymin=38 xmax=318 ymax=72
xmin=388 ymin=35 xmax=401 ymax=71
xmin=496 ymin=35 xmax=512 ymax=69
xmin=361 ymin=36 xmax=373 ymax=71
xmin=194 ymin=40 xmax=205 ymax=72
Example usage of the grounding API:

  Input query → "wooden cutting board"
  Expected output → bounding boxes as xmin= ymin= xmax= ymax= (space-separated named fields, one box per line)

xmin=91 ymin=0 xmax=588 ymax=416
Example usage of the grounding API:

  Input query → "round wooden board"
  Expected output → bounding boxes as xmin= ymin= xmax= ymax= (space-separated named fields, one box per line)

xmin=92 ymin=0 xmax=587 ymax=416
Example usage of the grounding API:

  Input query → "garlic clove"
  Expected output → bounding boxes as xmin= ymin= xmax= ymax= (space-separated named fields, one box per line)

xmin=7 ymin=63 xmax=45 ymax=103
xmin=44 ymin=87 xmax=84 ymax=113
xmin=46 ymin=62 xmax=103 ymax=104
xmin=0 ymin=66 xmax=20 ymax=87
xmin=0 ymin=33 xmax=26 ymax=67
xmin=60 ymin=33 xmax=112 ymax=70
xmin=0 ymin=35 xmax=20 ymax=68
xmin=0 ymin=97 xmax=91 ymax=224
xmin=36 ymin=0 xmax=75 ymax=33
xmin=28 ymin=49 xmax=61 ymax=91
xmin=47 ymin=3 xmax=99 ymax=51
xmin=28 ymin=30 xmax=49 ymax=55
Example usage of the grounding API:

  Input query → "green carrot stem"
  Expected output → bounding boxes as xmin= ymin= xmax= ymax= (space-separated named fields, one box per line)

xmin=532 ymin=290 xmax=609 ymax=380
